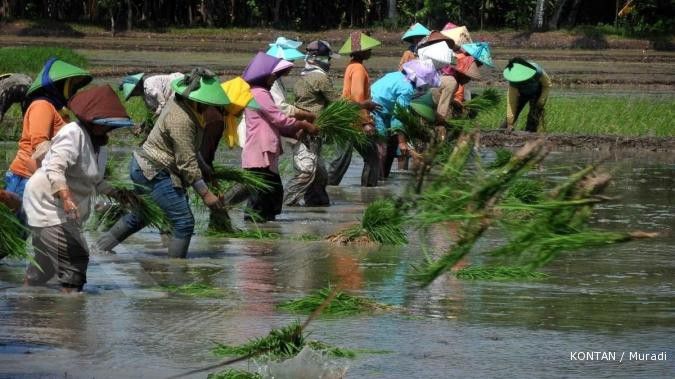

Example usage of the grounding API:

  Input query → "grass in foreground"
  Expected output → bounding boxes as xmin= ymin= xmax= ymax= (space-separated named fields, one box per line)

xmin=476 ymin=95 xmax=675 ymax=137
xmin=278 ymin=286 xmax=391 ymax=316
xmin=454 ymin=265 xmax=549 ymax=280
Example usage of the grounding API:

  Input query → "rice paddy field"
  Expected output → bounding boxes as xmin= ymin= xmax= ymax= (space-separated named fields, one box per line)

xmin=0 ymin=32 xmax=674 ymax=378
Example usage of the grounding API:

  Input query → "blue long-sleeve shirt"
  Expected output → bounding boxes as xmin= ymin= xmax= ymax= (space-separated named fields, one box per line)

xmin=370 ymin=71 xmax=414 ymax=135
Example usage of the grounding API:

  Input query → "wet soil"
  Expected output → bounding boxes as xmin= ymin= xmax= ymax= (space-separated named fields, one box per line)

xmin=478 ymin=130 xmax=675 ymax=151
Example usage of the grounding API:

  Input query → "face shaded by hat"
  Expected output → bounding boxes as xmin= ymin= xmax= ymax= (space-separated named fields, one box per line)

xmin=68 ymin=85 xmax=133 ymax=148
xmin=338 ymin=32 xmax=382 ymax=55
xmin=266 ymin=37 xmax=305 ymax=61
xmin=402 ymin=59 xmax=440 ymax=90
xmin=306 ymin=40 xmax=340 ymax=58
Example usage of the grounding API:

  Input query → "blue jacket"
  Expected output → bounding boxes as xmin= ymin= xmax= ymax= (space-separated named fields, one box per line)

xmin=370 ymin=71 xmax=414 ymax=135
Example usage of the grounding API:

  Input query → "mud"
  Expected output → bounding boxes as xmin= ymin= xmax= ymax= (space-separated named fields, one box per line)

xmin=478 ymin=130 xmax=675 ymax=151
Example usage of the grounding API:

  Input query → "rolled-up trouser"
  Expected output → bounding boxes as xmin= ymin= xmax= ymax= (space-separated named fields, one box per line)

xmin=327 ymin=138 xmax=381 ymax=187
xmin=246 ymin=168 xmax=284 ymax=222
xmin=284 ymin=136 xmax=330 ymax=206
xmin=25 ymin=221 xmax=89 ymax=289
xmin=121 ymin=156 xmax=195 ymax=241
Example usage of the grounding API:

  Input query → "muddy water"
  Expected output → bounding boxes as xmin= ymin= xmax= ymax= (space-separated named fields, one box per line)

xmin=0 ymin=147 xmax=673 ymax=378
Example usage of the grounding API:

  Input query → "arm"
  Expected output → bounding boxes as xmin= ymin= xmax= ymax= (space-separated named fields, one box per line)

xmin=506 ymin=85 xmax=520 ymax=129
xmin=43 ymin=125 xmax=82 ymax=221
xmin=27 ymin=101 xmax=59 ymax=153
xmin=538 ymin=71 xmax=552 ymax=106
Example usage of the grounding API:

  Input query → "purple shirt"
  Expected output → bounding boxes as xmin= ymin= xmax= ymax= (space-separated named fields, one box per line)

xmin=241 ymin=87 xmax=299 ymax=173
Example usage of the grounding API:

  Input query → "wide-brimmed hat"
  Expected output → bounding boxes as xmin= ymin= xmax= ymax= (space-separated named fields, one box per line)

xmin=272 ymin=60 xmax=294 ymax=75
xmin=461 ymin=42 xmax=494 ymax=67
xmin=503 ymin=57 xmax=540 ymax=83
xmin=441 ymin=26 xmax=472 ymax=47
xmin=171 ymin=68 xmax=230 ymax=106
xmin=306 ymin=40 xmax=340 ymax=58
xmin=442 ymin=22 xmax=458 ymax=31
xmin=266 ymin=37 xmax=305 ymax=61
xmin=454 ymin=53 xmax=481 ymax=80
xmin=338 ymin=32 xmax=381 ymax=54
xmin=242 ymin=52 xmax=282 ymax=86
xmin=410 ymin=91 xmax=436 ymax=122
xmin=402 ymin=59 xmax=440 ymax=89
xmin=68 ymin=85 xmax=134 ymax=129
xmin=417 ymin=31 xmax=454 ymax=49
xmin=417 ymin=41 xmax=455 ymax=69
xmin=27 ymin=58 xmax=92 ymax=97
xmin=119 ymin=72 xmax=145 ymax=101
xmin=402 ymin=23 xmax=431 ymax=42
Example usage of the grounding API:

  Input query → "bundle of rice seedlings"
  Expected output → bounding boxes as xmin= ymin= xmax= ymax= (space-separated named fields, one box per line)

xmin=159 ymin=282 xmax=226 ymax=298
xmin=463 ymin=88 xmax=500 ymax=112
xmin=92 ymin=182 xmax=172 ymax=232
xmin=208 ymin=209 xmax=237 ymax=233
xmin=278 ymin=285 xmax=391 ymax=316
xmin=315 ymin=100 xmax=367 ymax=147
xmin=208 ymin=369 xmax=262 ymax=379
xmin=454 ymin=265 xmax=549 ymax=280
xmin=211 ymin=166 xmax=273 ymax=194
xmin=391 ymin=104 xmax=434 ymax=143
xmin=327 ymin=199 xmax=406 ymax=245
xmin=487 ymin=148 xmax=513 ymax=169
xmin=0 ymin=203 xmax=28 ymax=261
xmin=506 ymin=178 xmax=544 ymax=204
xmin=305 ymin=341 xmax=357 ymax=358
xmin=213 ymin=322 xmax=305 ymax=359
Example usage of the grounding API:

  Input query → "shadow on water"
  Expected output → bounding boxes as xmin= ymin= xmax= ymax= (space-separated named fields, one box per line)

xmin=0 ymin=147 xmax=673 ymax=377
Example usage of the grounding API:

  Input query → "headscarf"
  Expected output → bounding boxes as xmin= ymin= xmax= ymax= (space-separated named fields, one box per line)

xmin=402 ymin=59 xmax=440 ymax=90
xmin=221 ymin=77 xmax=254 ymax=148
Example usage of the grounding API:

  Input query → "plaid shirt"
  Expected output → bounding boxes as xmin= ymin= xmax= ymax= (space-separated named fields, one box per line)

xmin=136 ymin=98 xmax=204 ymax=188
xmin=293 ymin=70 xmax=339 ymax=114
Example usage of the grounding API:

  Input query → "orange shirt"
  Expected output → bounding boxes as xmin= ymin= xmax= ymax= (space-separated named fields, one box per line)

xmin=343 ymin=60 xmax=371 ymax=124
xmin=9 ymin=100 xmax=66 ymax=178
xmin=454 ymin=84 xmax=466 ymax=104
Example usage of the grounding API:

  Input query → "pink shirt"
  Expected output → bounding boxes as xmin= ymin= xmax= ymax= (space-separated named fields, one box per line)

xmin=241 ymin=87 xmax=299 ymax=173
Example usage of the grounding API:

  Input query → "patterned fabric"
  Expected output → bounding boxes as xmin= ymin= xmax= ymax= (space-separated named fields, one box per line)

xmin=293 ymin=70 xmax=339 ymax=114
xmin=0 ymin=73 xmax=32 ymax=121
xmin=136 ymin=98 xmax=204 ymax=189
xmin=143 ymin=73 xmax=184 ymax=115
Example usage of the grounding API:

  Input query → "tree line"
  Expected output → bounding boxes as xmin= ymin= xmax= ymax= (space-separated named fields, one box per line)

xmin=0 ymin=0 xmax=672 ymax=35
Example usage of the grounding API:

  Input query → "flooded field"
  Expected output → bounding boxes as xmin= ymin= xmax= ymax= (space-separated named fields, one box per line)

xmin=0 ymin=145 xmax=673 ymax=378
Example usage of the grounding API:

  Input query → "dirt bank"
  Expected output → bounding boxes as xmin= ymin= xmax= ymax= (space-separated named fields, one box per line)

xmin=478 ymin=130 xmax=675 ymax=151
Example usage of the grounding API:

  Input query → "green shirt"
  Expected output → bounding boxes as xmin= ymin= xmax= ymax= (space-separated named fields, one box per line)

xmin=293 ymin=70 xmax=339 ymax=114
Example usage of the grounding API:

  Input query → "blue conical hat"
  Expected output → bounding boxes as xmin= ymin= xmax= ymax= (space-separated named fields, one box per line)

xmin=462 ymin=42 xmax=494 ymax=67
xmin=266 ymin=37 xmax=305 ymax=61
xmin=402 ymin=23 xmax=431 ymax=42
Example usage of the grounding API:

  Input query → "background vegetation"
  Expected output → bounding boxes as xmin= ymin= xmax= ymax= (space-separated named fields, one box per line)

xmin=0 ymin=0 xmax=672 ymax=36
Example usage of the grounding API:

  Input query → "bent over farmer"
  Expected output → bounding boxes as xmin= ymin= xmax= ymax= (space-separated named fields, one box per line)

xmin=501 ymin=57 xmax=551 ymax=132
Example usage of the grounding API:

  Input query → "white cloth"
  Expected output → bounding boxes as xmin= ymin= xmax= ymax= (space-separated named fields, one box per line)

xmin=23 ymin=122 xmax=106 ymax=227
xmin=143 ymin=73 xmax=184 ymax=116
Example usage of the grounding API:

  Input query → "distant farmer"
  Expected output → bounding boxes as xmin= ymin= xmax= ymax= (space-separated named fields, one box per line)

xmin=119 ymin=72 xmax=184 ymax=136
xmin=399 ymin=23 xmax=431 ymax=69
xmin=501 ymin=58 xmax=551 ymax=132
xmin=0 ymin=73 xmax=32 ymax=122
xmin=5 ymin=58 xmax=92 ymax=200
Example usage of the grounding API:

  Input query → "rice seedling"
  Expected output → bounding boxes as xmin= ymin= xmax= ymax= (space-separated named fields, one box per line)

xmin=315 ymin=100 xmax=367 ymax=147
xmin=391 ymin=104 xmax=435 ymax=143
xmin=212 ymin=322 xmax=305 ymax=359
xmin=0 ymin=203 xmax=29 ymax=261
xmin=487 ymin=148 xmax=513 ymax=169
xmin=306 ymin=340 xmax=357 ymax=358
xmin=0 ymin=47 xmax=89 ymax=76
xmin=206 ymin=228 xmax=282 ymax=240
xmin=91 ymin=182 xmax=172 ymax=232
xmin=327 ymin=199 xmax=407 ymax=245
xmin=207 ymin=369 xmax=262 ymax=379
xmin=211 ymin=166 xmax=273 ymax=194
xmin=278 ymin=285 xmax=391 ymax=316
xmin=505 ymin=178 xmax=544 ymax=204
xmin=159 ymin=282 xmax=226 ymax=298
xmin=454 ymin=265 xmax=549 ymax=280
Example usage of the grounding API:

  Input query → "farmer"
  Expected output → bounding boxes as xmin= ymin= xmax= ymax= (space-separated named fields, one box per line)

xmin=284 ymin=40 xmax=341 ymax=207
xmin=119 ymin=72 xmax=184 ymax=134
xmin=0 ymin=73 xmax=32 ymax=122
xmin=370 ymin=59 xmax=440 ymax=179
xmin=93 ymin=68 xmax=229 ymax=258
xmin=328 ymin=31 xmax=382 ymax=187
xmin=501 ymin=58 xmax=551 ymax=132
xmin=399 ymin=23 xmax=431 ymax=69
xmin=4 ymin=58 xmax=92 ymax=200
xmin=439 ymin=24 xmax=473 ymax=104
xmin=22 ymin=85 xmax=133 ymax=293
xmin=432 ymin=52 xmax=482 ymax=120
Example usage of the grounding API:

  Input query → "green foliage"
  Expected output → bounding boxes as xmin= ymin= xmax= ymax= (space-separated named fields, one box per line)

xmin=328 ymin=199 xmax=407 ymax=245
xmin=0 ymin=203 xmax=29 ymax=261
xmin=208 ymin=369 xmax=262 ymax=379
xmin=391 ymin=104 xmax=434 ymax=143
xmin=487 ymin=148 xmax=514 ymax=169
xmin=0 ymin=47 xmax=88 ymax=76
xmin=506 ymin=178 xmax=544 ymax=204
xmin=454 ymin=265 xmax=549 ymax=280
xmin=316 ymin=100 xmax=366 ymax=147
xmin=212 ymin=166 xmax=273 ymax=194
xmin=278 ymin=285 xmax=390 ymax=316
xmin=213 ymin=322 xmax=305 ymax=359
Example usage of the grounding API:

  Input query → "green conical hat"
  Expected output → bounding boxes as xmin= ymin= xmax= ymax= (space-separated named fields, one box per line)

xmin=171 ymin=74 xmax=230 ymax=107
xmin=410 ymin=91 xmax=436 ymax=122
xmin=120 ymin=73 xmax=145 ymax=100
xmin=27 ymin=58 xmax=92 ymax=96
xmin=503 ymin=59 xmax=539 ymax=83
xmin=338 ymin=32 xmax=381 ymax=54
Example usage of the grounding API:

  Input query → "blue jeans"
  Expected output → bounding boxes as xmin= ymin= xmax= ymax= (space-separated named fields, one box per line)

xmin=122 ymin=157 xmax=195 ymax=240
xmin=4 ymin=171 xmax=28 ymax=199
